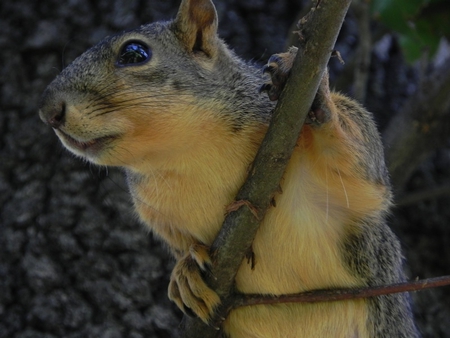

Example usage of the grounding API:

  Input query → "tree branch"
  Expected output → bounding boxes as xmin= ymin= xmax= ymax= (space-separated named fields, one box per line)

xmin=230 ymin=275 xmax=450 ymax=310
xmin=384 ymin=57 xmax=450 ymax=194
xmin=181 ymin=0 xmax=352 ymax=336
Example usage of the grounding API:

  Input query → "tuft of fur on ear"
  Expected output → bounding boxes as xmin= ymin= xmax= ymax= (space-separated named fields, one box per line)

xmin=172 ymin=0 xmax=219 ymax=57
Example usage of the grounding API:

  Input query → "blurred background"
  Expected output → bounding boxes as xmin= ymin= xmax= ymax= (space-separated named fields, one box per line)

xmin=1 ymin=0 xmax=450 ymax=337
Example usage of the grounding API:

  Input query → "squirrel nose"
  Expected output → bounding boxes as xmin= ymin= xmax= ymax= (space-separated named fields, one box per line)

xmin=47 ymin=102 xmax=66 ymax=128
xmin=39 ymin=99 xmax=66 ymax=129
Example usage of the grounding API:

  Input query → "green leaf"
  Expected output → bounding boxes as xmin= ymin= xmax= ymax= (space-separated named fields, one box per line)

xmin=372 ymin=0 xmax=426 ymax=34
xmin=419 ymin=1 xmax=450 ymax=39
xmin=372 ymin=0 xmax=449 ymax=62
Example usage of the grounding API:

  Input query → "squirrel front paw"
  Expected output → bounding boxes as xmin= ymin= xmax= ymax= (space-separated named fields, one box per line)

xmin=168 ymin=243 xmax=221 ymax=325
xmin=260 ymin=46 xmax=298 ymax=101
xmin=261 ymin=46 xmax=333 ymax=125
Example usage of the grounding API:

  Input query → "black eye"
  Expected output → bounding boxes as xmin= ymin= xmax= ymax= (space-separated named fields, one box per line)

xmin=117 ymin=41 xmax=151 ymax=66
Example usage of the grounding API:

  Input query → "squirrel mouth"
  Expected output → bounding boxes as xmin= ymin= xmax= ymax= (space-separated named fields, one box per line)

xmin=56 ymin=130 xmax=115 ymax=152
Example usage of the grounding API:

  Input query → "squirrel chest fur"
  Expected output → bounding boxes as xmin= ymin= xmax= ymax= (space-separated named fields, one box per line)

xmin=39 ymin=0 xmax=419 ymax=337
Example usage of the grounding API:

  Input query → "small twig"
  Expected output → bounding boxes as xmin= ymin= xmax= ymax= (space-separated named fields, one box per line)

xmin=231 ymin=275 xmax=450 ymax=309
xmin=331 ymin=50 xmax=345 ymax=65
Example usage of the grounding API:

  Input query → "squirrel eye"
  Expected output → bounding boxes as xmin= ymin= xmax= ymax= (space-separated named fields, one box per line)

xmin=117 ymin=41 xmax=151 ymax=66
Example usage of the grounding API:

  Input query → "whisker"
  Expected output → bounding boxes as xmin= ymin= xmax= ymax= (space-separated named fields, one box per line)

xmin=155 ymin=170 xmax=174 ymax=194
xmin=85 ymin=92 xmax=194 ymax=115
xmin=87 ymin=96 xmax=199 ymax=118
xmin=337 ymin=167 xmax=350 ymax=208
xmin=149 ymin=168 xmax=160 ymax=201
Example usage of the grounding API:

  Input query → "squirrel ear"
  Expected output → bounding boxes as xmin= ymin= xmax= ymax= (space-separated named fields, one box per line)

xmin=172 ymin=0 xmax=219 ymax=57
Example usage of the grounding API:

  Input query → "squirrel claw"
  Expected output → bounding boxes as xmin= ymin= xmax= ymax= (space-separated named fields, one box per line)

xmin=189 ymin=243 xmax=213 ymax=273
xmin=262 ymin=64 xmax=275 ymax=74
xmin=259 ymin=83 xmax=272 ymax=94
xmin=261 ymin=47 xmax=298 ymax=101
xmin=168 ymin=243 xmax=221 ymax=325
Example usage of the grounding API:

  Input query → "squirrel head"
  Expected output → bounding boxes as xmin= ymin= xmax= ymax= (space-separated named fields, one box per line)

xmin=38 ymin=0 xmax=257 ymax=170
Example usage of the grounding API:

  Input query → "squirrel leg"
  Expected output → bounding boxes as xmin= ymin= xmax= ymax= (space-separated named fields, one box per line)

xmin=261 ymin=46 xmax=332 ymax=125
xmin=168 ymin=243 xmax=221 ymax=326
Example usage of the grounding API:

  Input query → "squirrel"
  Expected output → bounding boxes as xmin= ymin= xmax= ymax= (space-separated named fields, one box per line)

xmin=39 ymin=0 xmax=419 ymax=337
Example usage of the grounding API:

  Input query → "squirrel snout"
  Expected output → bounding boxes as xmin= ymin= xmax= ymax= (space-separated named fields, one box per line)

xmin=39 ymin=98 xmax=66 ymax=129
